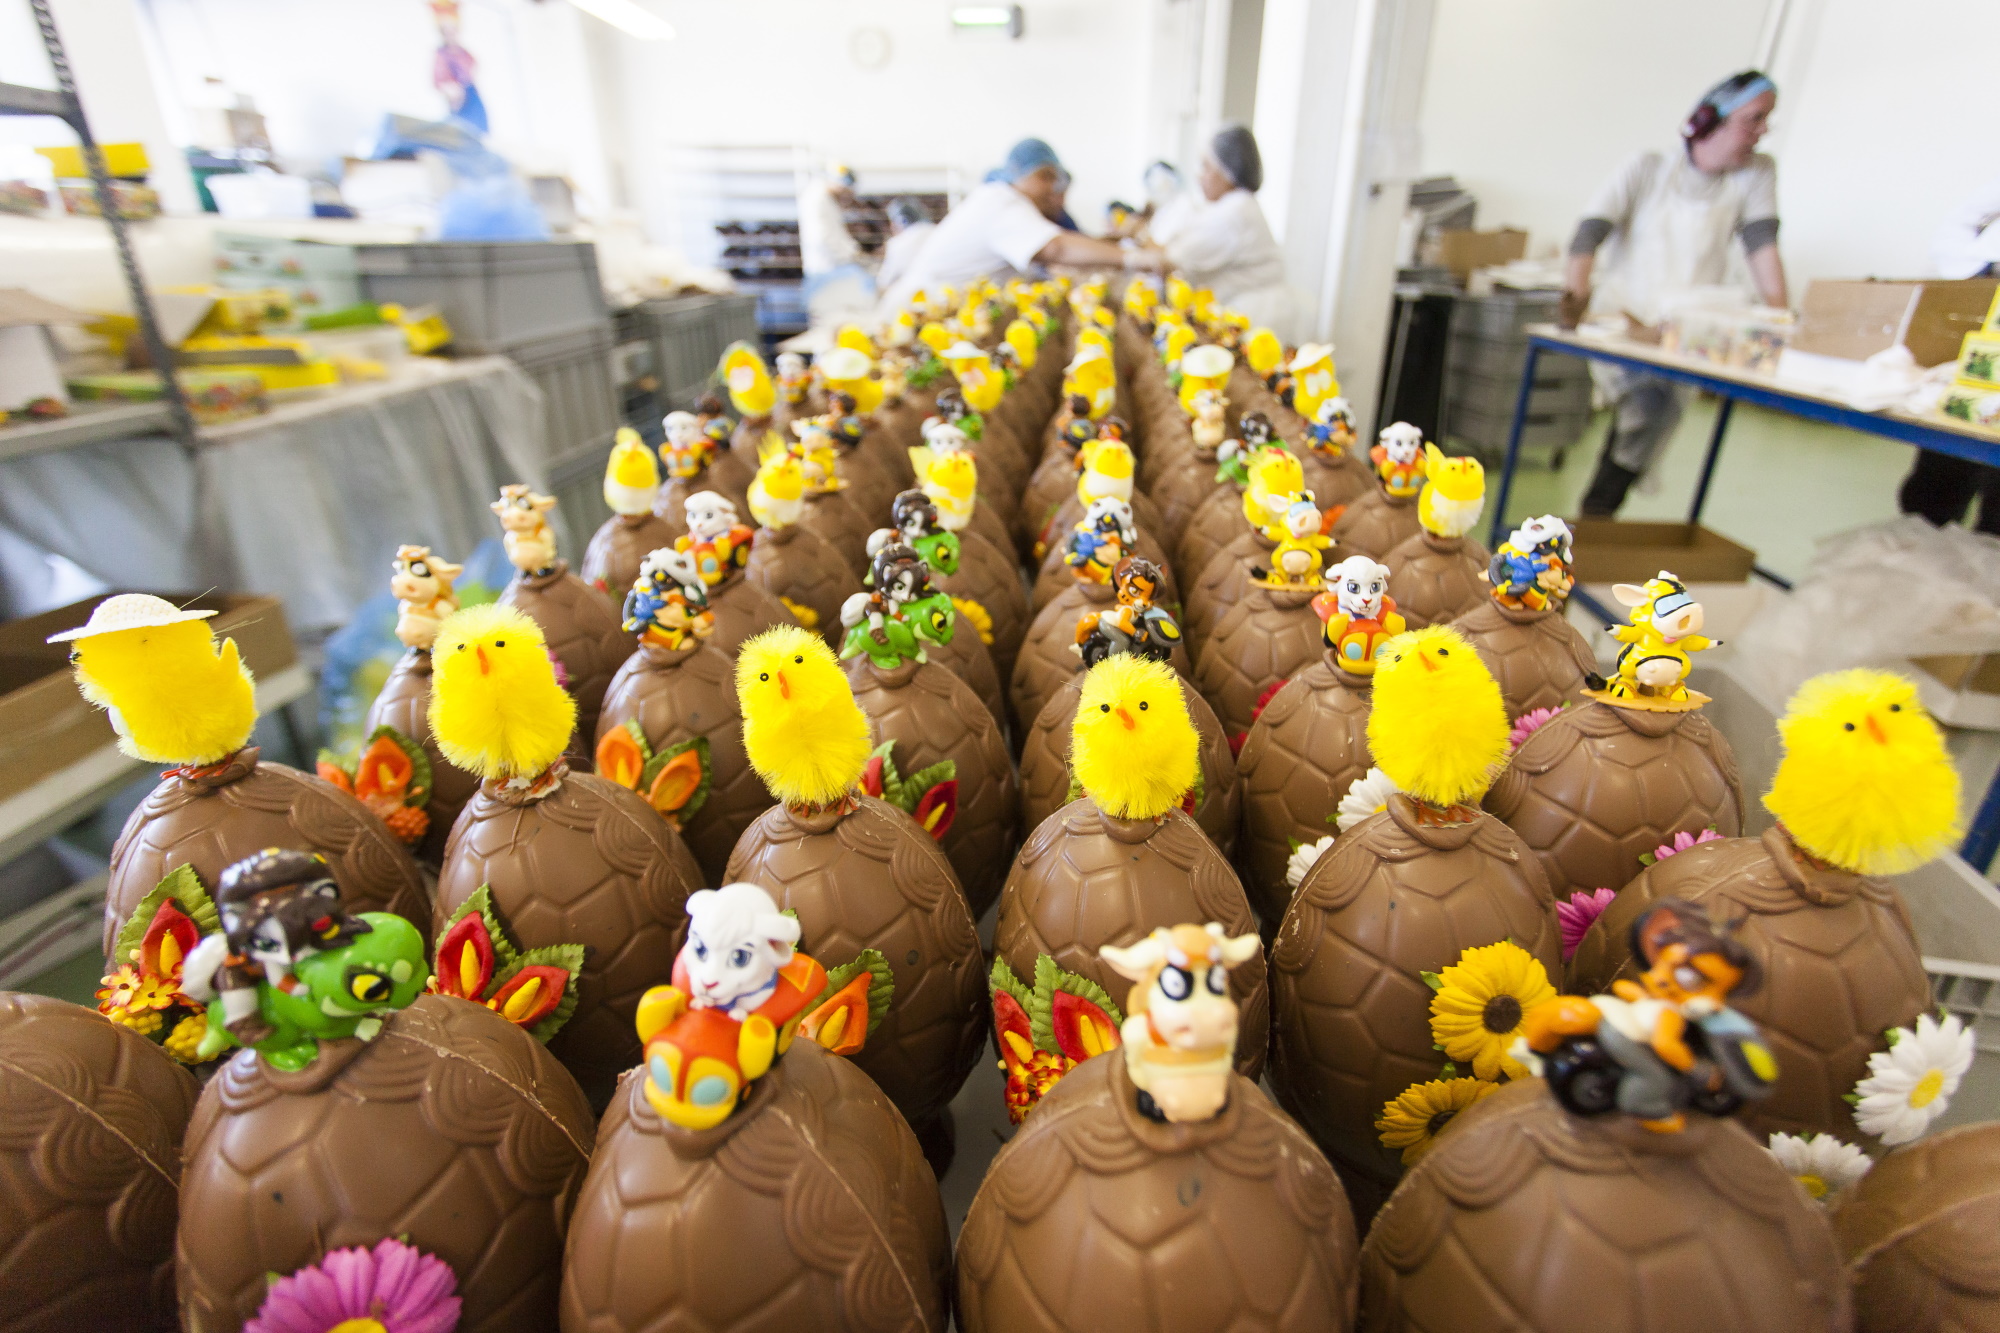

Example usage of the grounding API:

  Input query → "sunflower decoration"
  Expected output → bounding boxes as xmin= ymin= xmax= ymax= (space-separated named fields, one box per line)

xmin=96 ymin=864 xmax=220 ymax=1062
xmin=951 ymin=595 xmax=994 ymax=646
xmin=1376 ymin=1077 xmax=1499 ymax=1165
xmin=1425 ymin=940 xmax=1557 ymax=1082
xmin=316 ymin=725 xmax=432 ymax=843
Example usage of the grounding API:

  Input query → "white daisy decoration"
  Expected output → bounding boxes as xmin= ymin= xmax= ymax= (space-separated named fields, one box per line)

xmin=1336 ymin=767 xmax=1402 ymax=834
xmin=1765 ymin=1131 xmax=1872 ymax=1204
xmin=1286 ymin=836 xmax=1335 ymax=889
xmin=1851 ymin=1013 xmax=1975 ymax=1146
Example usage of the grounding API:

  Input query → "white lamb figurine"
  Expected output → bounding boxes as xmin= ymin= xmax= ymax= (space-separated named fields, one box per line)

xmin=677 ymin=883 xmax=802 ymax=1021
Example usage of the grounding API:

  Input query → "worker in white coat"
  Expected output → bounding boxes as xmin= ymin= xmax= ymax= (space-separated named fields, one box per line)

xmin=1143 ymin=161 xmax=1197 ymax=247
xmin=798 ymin=160 xmax=872 ymax=326
xmin=1163 ymin=125 xmax=1294 ymax=338
xmin=875 ymin=197 xmax=936 ymax=297
xmin=1562 ymin=71 xmax=1789 ymax=516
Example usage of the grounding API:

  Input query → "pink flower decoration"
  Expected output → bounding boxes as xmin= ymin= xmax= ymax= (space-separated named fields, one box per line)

xmin=545 ymin=647 xmax=571 ymax=690
xmin=1653 ymin=828 xmax=1722 ymax=862
xmin=1508 ymin=706 xmax=1561 ymax=749
xmin=1557 ymin=887 xmax=1617 ymax=961
xmin=246 ymin=1237 xmax=461 ymax=1333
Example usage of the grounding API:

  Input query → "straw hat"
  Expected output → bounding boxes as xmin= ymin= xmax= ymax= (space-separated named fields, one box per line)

xmin=46 ymin=593 xmax=214 ymax=643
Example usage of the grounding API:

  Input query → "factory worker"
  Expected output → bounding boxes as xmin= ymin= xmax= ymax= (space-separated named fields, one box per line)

xmin=1162 ymin=124 xmax=1294 ymax=337
xmin=1563 ymin=70 xmax=1789 ymax=517
xmin=880 ymin=138 xmax=1163 ymax=315
xmin=798 ymin=160 xmax=872 ymax=325
xmin=876 ymin=197 xmax=936 ymax=296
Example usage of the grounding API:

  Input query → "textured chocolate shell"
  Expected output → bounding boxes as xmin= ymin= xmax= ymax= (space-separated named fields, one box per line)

xmin=1269 ymin=795 xmax=1562 ymax=1186
xmin=1568 ymin=827 xmax=1932 ymax=1148
xmin=1359 ymin=1077 xmax=1851 ymax=1333
xmin=1181 ymin=529 xmax=1278 ymax=660
xmin=1298 ymin=448 xmax=1373 ymax=513
xmin=1035 ymin=489 xmax=1169 ymax=574
xmin=0 ymin=993 xmax=197 ymax=1333
xmin=1485 ymin=699 xmax=1745 ymax=901
xmin=104 ymin=749 xmax=430 ymax=964
xmin=1017 ymin=448 xmax=1080 ymax=558
xmin=1175 ymin=484 xmax=1253 ymax=583
xmin=362 ymin=648 xmax=481 ymax=867
xmin=1449 ymin=598 xmax=1598 ymax=720
xmin=744 ymin=522 xmax=863 ymax=648
xmin=921 ymin=618 xmax=1008 ymax=733
xmin=580 ymin=511 xmax=680 ymax=603
xmin=937 ymin=530 xmax=1031 ymax=688
xmin=799 ymin=489 xmax=875 ymax=577
xmin=176 ymin=995 xmax=595 ymax=1333
xmin=845 ymin=658 xmax=1020 ymax=919
xmin=1831 ymin=1120 xmax=2000 ymax=1333
xmin=561 ymin=1044 xmax=950 ymax=1333
xmin=436 ymin=771 xmax=704 ymax=1108
xmin=1029 ymin=525 xmax=1180 ymax=617
xmin=1381 ymin=530 xmax=1491 ymax=629
xmin=1194 ymin=583 xmax=1328 ymax=742
xmin=1018 ymin=672 xmax=1239 ymax=858
xmin=956 ymin=1051 xmax=1358 ymax=1333
xmin=653 ymin=454 xmax=756 ymax=532
xmin=997 ymin=801 xmax=1269 ymax=1077
xmin=725 ymin=797 xmax=985 ymax=1134
xmin=854 ymin=416 xmax=920 ymax=491
xmin=1012 ymin=579 xmax=1196 ymax=737
xmin=596 ymin=639 xmax=768 ymax=884
xmin=1148 ymin=447 xmax=1224 ymax=548
xmin=499 ymin=560 xmax=633 ymax=750
xmin=836 ymin=448 xmax=902 ymax=527
xmin=1236 ymin=655 xmax=1374 ymax=925
xmin=1328 ymin=487 xmax=1422 ymax=560
xmin=704 ymin=569 xmax=803 ymax=660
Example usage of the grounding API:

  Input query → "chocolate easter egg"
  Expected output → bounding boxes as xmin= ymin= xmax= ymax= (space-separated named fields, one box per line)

xmin=1329 ymin=487 xmax=1421 ymax=559
xmin=1018 ymin=448 xmax=1082 ymax=559
xmin=936 ymin=530 xmax=1031 ymax=687
xmin=1236 ymin=654 xmax=1374 ymax=925
xmin=996 ymin=802 xmax=1268 ymax=1077
xmin=1485 ymin=699 xmax=1745 ymax=901
xmin=1568 ymin=826 xmax=1932 ymax=1149
xmin=745 ymin=522 xmax=863 ymax=648
xmin=1180 ymin=529 xmax=1282 ymax=661
xmin=597 ymin=638 xmax=768 ymax=883
xmin=726 ymin=797 xmax=985 ymax=1159
xmin=704 ymin=570 xmax=803 ymax=660
xmin=104 ymin=748 xmax=429 ymax=964
xmin=1450 ymin=598 xmax=1597 ymax=720
xmin=1194 ymin=583 xmax=1327 ymax=742
xmin=1175 ymin=485 xmax=1252 ymax=582
xmin=176 ymin=995 xmax=594 ymax=1333
xmin=581 ymin=511 xmax=679 ymax=604
xmin=1013 ymin=580 xmax=1195 ymax=737
xmin=499 ymin=559 xmax=633 ymax=749
xmin=1035 ymin=489 xmax=1170 ymax=573
xmin=0 ymin=993 xmax=196 ymax=1333
xmin=561 ymin=1044 xmax=950 ymax=1332
xmin=1382 ymin=530 xmax=1491 ymax=629
xmin=1832 ymin=1120 xmax=2000 ymax=1332
xmin=1018 ymin=673 xmax=1239 ymax=858
xmin=1149 ymin=448 xmax=1224 ymax=548
xmin=1297 ymin=446 xmax=1373 ymax=513
xmin=799 ymin=489 xmax=875 ymax=577
xmin=956 ymin=1052 xmax=1358 ymax=1333
xmin=1360 ymin=1077 xmax=1851 ymax=1333
xmin=437 ymin=769 xmax=704 ymax=1107
xmin=845 ymin=657 xmax=1020 ymax=918
xmin=1269 ymin=795 xmax=1561 ymax=1188
xmin=362 ymin=648 xmax=481 ymax=867
xmin=922 ymin=618 xmax=1008 ymax=732
xmin=654 ymin=456 xmax=756 ymax=533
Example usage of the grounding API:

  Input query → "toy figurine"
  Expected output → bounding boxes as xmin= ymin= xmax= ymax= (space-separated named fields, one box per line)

xmin=674 ymin=490 xmax=755 ymax=588
xmin=1385 ymin=450 xmax=1490 ymax=628
xmin=1289 ymin=342 xmax=1339 ymax=420
xmin=1309 ymin=394 xmax=1356 ymax=456
xmin=1311 ymin=554 xmax=1407 ymax=675
xmin=1488 ymin=514 xmax=1576 ymax=611
xmin=1102 ymin=923 xmax=1263 ymax=1123
xmin=1520 ymin=898 xmax=1775 ymax=1132
xmin=1260 ymin=496 xmax=1334 ymax=588
xmin=775 ymin=350 xmax=810 ymax=406
xmin=1064 ymin=495 xmax=1137 ymax=585
xmin=1605 ymin=571 xmax=1719 ymax=703
xmin=1190 ymin=386 xmax=1228 ymax=449
xmin=390 ymin=543 xmax=463 ymax=649
xmin=368 ymin=547 xmax=478 ymax=864
xmin=492 ymin=483 xmax=558 ymax=574
xmin=840 ymin=542 xmax=958 ymax=669
xmin=877 ymin=487 xmax=962 ymax=577
xmin=583 ymin=430 xmax=677 ymax=600
xmin=661 ymin=410 xmax=714 ymax=478
xmin=743 ymin=450 xmax=860 ymax=647
xmin=1371 ymin=421 xmax=1428 ymax=499
xmin=621 ymin=546 xmax=715 ymax=650
xmin=1074 ymin=556 xmax=1183 ymax=668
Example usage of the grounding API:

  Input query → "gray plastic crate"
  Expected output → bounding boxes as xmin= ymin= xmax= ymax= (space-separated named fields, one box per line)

xmin=1448 ymin=288 xmax=1563 ymax=340
xmin=546 ymin=429 xmax=618 ymax=562
xmin=356 ymin=241 xmax=608 ymax=354
xmin=1448 ymin=328 xmax=1595 ymax=382
xmin=630 ymin=292 xmax=767 ymax=413
xmin=1447 ymin=365 xmax=1594 ymax=420
xmin=1444 ymin=399 xmax=1592 ymax=456
xmin=503 ymin=322 xmax=620 ymax=462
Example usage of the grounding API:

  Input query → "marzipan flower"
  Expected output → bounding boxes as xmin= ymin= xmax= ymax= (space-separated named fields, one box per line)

xmin=1557 ymin=887 xmax=1617 ymax=961
xmin=1336 ymin=767 xmax=1401 ymax=833
xmin=1852 ymin=1013 xmax=1974 ymax=1146
xmin=245 ymin=1236 xmax=460 ymax=1333
xmin=1286 ymin=836 xmax=1335 ymax=889
xmin=1377 ymin=1077 xmax=1497 ymax=1165
xmin=1428 ymin=941 xmax=1557 ymax=1082
xmin=1765 ymin=1131 xmax=1871 ymax=1203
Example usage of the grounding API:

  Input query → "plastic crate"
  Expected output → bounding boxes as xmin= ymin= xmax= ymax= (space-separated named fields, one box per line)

xmin=356 ymin=241 xmax=608 ymax=354
xmin=501 ymin=322 xmax=620 ymax=462
xmin=546 ymin=430 xmax=618 ymax=562
xmin=1446 ymin=365 xmax=1593 ymax=422
xmin=1443 ymin=399 xmax=1592 ymax=457
xmin=1448 ymin=328 xmax=1595 ymax=382
xmin=628 ymin=293 xmax=768 ymax=414
xmin=1448 ymin=289 xmax=1563 ymax=340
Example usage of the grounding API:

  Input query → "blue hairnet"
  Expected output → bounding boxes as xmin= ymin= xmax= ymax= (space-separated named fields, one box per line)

xmin=992 ymin=138 xmax=1070 ymax=188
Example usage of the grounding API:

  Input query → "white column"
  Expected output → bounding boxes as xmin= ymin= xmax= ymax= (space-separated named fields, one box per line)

xmin=46 ymin=0 xmax=200 ymax=216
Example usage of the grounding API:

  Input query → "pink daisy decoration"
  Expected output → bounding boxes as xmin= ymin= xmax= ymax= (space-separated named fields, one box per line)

xmin=1557 ymin=887 xmax=1617 ymax=961
xmin=1507 ymin=706 xmax=1562 ymax=749
xmin=1651 ymin=828 xmax=1722 ymax=863
xmin=545 ymin=648 xmax=572 ymax=690
xmin=246 ymin=1237 xmax=461 ymax=1333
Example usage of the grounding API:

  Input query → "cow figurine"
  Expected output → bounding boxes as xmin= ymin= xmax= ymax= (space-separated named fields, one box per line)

xmin=492 ymin=484 xmax=559 ymax=575
xmin=1606 ymin=571 xmax=1719 ymax=703
xmin=1100 ymin=922 xmax=1262 ymax=1123
xmin=389 ymin=544 xmax=463 ymax=650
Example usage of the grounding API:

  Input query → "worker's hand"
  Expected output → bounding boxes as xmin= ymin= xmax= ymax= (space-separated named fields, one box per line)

xmin=1122 ymin=246 xmax=1168 ymax=272
xmin=1558 ymin=286 xmax=1589 ymax=331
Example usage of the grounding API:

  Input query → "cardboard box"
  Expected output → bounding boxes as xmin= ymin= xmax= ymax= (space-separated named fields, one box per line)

xmin=1794 ymin=277 xmax=1997 ymax=367
xmin=1436 ymin=228 xmax=1527 ymax=282
xmin=0 ymin=593 xmax=297 ymax=803
xmin=1910 ymin=653 xmax=2000 ymax=730
xmin=1567 ymin=519 xmax=1756 ymax=585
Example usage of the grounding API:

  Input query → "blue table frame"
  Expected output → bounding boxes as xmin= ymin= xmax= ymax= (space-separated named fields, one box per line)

xmin=1489 ymin=326 xmax=2000 ymax=871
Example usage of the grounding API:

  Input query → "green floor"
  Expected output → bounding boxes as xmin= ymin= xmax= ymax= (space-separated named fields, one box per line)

xmin=1464 ymin=395 xmax=1916 ymax=585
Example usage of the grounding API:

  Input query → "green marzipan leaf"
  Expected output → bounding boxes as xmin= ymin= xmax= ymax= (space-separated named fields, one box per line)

xmin=1028 ymin=953 xmax=1125 ymax=1055
xmin=822 ymin=949 xmax=895 ymax=1037
xmin=113 ymin=864 xmax=220 ymax=964
xmin=622 ymin=717 xmax=654 ymax=761
xmin=989 ymin=954 xmax=1032 ymax=1012
xmin=315 ymin=746 xmax=349 ymax=775
xmin=1419 ymin=970 xmax=1444 ymax=992
xmin=369 ymin=724 xmax=433 ymax=809
xmin=1045 ymin=962 xmax=1123 ymax=1030
xmin=1065 ymin=772 xmax=1084 ymax=803
xmin=493 ymin=942 xmax=586 ymax=1042
xmin=638 ymin=735 xmax=712 ymax=821
xmin=869 ymin=740 xmax=906 ymax=807
xmin=902 ymin=759 xmax=956 ymax=802
xmin=442 ymin=886 xmax=520 ymax=973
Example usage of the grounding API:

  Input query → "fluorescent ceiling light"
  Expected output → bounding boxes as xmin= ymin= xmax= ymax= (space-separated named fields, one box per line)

xmin=568 ymin=0 xmax=676 ymax=40
xmin=951 ymin=5 xmax=1023 ymax=37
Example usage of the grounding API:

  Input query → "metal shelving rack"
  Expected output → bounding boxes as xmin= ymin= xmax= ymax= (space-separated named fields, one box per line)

xmin=1 ymin=0 xmax=197 ymax=450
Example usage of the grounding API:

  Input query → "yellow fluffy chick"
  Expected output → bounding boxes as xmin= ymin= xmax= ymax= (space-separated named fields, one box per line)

xmin=63 ymin=599 xmax=255 ymax=765
xmin=722 ymin=342 xmax=775 ymax=418
xmin=604 ymin=427 xmax=661 ymax=517
xmin=1367 ymin=625 xmax=1510 ymax=809
xmin=1071 ymin=655 xmax=1198 ymax=821
xmin=428 ymin=603 xmax=576 ymax=781
xmin=736 ymin=626 xmax=873 ymax=808
xmin=1004 ymin=318 xmax=1038 ymax=371
xmin=1077 ymin=436 xmax=1136 ymax=506
xmin=1416 ymin=443 xmax=1486 ymax=539
xmin=1765 ymin=669 xmax=1962 ymax=875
